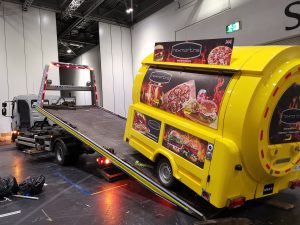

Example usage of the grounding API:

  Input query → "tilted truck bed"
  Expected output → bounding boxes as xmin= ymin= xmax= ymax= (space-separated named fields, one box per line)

xmin=36 ymin=106 xmax=215 ymax=220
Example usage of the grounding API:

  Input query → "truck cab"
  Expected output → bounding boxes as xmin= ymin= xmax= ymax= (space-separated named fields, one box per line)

xmin=2 ymin=94 xmax=59 ymax=141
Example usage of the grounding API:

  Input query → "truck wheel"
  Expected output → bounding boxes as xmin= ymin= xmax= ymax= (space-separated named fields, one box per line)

xmin=157 ymin=157 xmax=175 ymax=188
xmin=55 ymin=141 xmax=69 ymax=166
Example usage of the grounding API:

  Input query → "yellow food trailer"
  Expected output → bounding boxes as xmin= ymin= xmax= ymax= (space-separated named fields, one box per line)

xmin=124 ymin=45 xmax=300 ymax=208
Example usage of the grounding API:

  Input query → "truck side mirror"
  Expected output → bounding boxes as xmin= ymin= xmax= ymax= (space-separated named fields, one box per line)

xmin=2 ymin=108 xmax=7 ymax=116
xmin=2 ymin=102 xmax=7 ymax=108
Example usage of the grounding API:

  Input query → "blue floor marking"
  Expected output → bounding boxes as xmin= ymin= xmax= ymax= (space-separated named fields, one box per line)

xmin=55 ymin=172 xmax=92 ymax=196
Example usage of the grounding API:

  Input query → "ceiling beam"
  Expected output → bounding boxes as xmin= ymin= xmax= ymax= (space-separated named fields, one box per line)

xmin=23 ymin=0 xmax=34 ymax=11
xmin=59 ymin=0 xmax=106 ymax=38
xmin=1 ymin=0 xmax=129 ymax=27
xmin=62 ymin=0 xmax=85 ymax=19
xmin=101 ymin=0 xmax=122 ymax=17
xmin=60 ymin=0 xmax=70 ymax=9
xmin=60 ymin=39 xmax=97 ymax=46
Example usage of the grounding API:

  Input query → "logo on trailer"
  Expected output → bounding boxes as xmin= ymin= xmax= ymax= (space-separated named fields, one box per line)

xmin=148 ymin=120 xmax=161 ymax=131
xmin=280 ymin=109 xmax=300 ymax=124
xmin=149 ymin=71 xmax=172 ymax=84
xmin=263 ymin=183 xmax=274 ymax=195
xmin=171 ymin=42 xmax=202 ymax=59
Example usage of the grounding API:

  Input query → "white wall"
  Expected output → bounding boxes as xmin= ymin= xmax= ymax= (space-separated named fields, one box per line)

xmin=0 ymin=2 xmax=58 ymax=133
xmin=99 ymin=23 xmax=133 ymax=117
xmin=131 ymin=0 xmax=300 ymax=75
xmin=60 ymin=45 xmax=102 ymax=106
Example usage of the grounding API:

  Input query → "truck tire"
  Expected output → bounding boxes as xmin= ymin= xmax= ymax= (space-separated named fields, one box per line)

xmin=54 ymin=140 xmax=70 ymax=166
xmin=157 ymin=157 xmax=175 ymax=188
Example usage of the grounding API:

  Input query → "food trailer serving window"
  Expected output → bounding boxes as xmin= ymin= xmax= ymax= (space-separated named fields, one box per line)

xmin=140 ymin=67 xmax=233 ymax=129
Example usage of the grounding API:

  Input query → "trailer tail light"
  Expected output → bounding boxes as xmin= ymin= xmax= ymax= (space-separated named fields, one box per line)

xmin=227 ymin=196 xmax=246 ymax=209
xmin=290 ymin=179 xmax=300 ymax=189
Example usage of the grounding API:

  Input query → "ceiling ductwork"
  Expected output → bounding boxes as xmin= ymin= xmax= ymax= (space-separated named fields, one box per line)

xmin=22 ymin=0 xmax=34 ymax=11
xmin=62 ymin=0 xmax=85 ymax=19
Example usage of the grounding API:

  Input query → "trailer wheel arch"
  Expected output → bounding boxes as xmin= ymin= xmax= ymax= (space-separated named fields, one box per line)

xmin=154 ymin=152 xmax=180 ymax=180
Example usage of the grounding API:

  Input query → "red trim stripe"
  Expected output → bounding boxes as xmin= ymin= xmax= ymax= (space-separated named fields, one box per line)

xmin=273 ymin=87 xmax=279 ymax=97
xmin=285 ymin=168 xmax=291 ymax=173
xmin=298 ymin=67 xmax=300 ymax=72
xmin=260 ymin=130 xmax=264 ymax=141
xmin=261 ymin=150 xmax=265 ymax=158
xmin=275 ymin=170 xmax=280 ymax=174
xmin=285 ymin=72 xmax=292 ymax=79
xmin=266 ymin=164 xmax=271 ymax=169
xmin=296 ymin=158 xmax=300 ymax=164
xmin=264 ymin=107 xmax=269 ymax=118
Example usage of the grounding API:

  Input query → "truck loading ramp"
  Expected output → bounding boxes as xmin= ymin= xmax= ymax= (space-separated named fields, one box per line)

xmin=36 ymin=105 xmax=213 ymax=220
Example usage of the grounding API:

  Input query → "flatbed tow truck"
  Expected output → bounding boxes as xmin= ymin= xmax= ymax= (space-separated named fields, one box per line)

xmin=34 ymin=62 xmax=211 ymax=221
xmin=34 ymin=44 xmax=300 ymax=223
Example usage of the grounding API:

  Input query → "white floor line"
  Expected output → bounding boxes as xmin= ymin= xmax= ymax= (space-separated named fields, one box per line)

xmin=0 ymin=210 xmax=21 ymax=218
xmin=41 ymin=209 xmax=53 ymax=222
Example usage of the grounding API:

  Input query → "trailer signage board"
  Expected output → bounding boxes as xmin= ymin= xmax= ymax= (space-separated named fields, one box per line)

xmin=153 ymin=38 xmax=234 ymax=65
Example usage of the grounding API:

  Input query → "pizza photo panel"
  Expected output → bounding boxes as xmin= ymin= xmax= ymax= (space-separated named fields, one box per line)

xmin=140 ymin=68 xmax=233 ymax=129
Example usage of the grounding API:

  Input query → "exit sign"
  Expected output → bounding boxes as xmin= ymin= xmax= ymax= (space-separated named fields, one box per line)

xmin=226 ymin=21 xmax=241 ymax=33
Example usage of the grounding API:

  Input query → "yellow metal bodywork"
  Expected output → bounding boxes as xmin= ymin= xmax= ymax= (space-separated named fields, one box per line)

xmin=124 ymin=46 xmax=300 ymax=208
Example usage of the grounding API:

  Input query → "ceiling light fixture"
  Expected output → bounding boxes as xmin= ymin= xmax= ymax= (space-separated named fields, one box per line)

xmin=126 ymin=8 xmax=133 ymax=14
xmin=67 ymin=49 xmax=72 ymax=54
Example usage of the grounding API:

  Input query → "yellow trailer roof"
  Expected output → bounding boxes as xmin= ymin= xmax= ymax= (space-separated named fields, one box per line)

xmin=142 ymin=46 xmax=300 ymax=74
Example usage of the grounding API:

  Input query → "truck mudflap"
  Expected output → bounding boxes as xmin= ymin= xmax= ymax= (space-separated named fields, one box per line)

xmin=36 ymin=105 xmax=206 ymax=220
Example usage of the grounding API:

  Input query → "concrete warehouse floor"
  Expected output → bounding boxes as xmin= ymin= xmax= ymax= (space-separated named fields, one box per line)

xmin=0 ymin=144 xmax=299 ymax=225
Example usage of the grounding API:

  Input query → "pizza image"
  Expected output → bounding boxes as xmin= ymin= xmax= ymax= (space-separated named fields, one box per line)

xmin=207 ymin=46 xmax=232 ymax=65
xmin=162 ymin=80 xmax=196 ymax=113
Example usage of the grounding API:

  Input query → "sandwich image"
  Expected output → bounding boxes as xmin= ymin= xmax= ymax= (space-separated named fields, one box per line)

xmin=163 ymin=126 xmax=207 ymax=166
xmin=183 ymin=98 xmax=217 ymax=125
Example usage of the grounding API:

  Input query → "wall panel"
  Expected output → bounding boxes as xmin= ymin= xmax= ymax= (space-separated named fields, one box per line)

xmin=40 ymin=9 xmax=59 ymax=85
xmin=98 ymin=23 xmax=133 ymax=117
xmin=0 ymin=2 xmax=58 ymax=133
xmin=81 ymin=46 xmax=102 ymax=106
xmin=121 ymin=27 xmax=133 ymax=117
xmin=0 ymin=4 xmax=10 ymax=132
xmin=99 ymin=22 xmax=115 ymax=112
xmin=4 ymin=2 xmax=27 ymax=98
xmin=23 ymin=7 xmax=43 ymax=94
xmin=111 ymin=25 xmax=126 ymax=117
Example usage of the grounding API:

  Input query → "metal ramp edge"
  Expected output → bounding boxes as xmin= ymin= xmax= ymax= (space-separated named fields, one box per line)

xmin=36 ymin=106 xmax=206 ymax=220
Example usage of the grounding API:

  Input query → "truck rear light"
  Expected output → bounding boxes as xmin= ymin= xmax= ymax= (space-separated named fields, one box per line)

xmin=290 ymin=179 xmax=300 ymax=189
xmin=227 ymin=196 xmax=246 ymax=209
xmin=96 ymin=157 xmax=111 ymax=166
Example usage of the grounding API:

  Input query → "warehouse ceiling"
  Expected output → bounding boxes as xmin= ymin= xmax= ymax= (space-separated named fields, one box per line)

xmin=3 ymin=0 xmax=173 ymax=61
